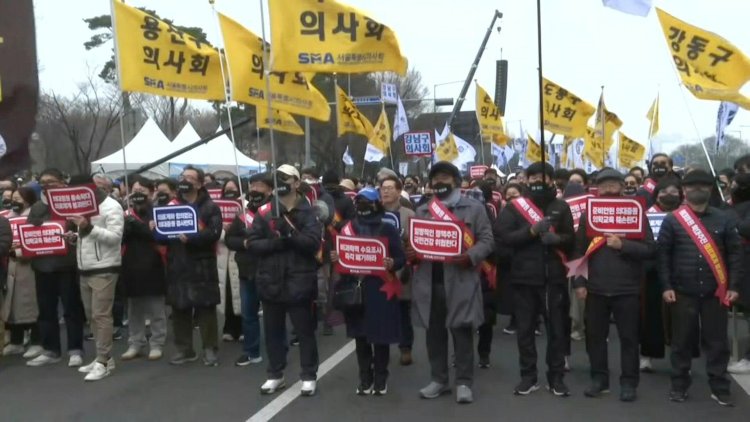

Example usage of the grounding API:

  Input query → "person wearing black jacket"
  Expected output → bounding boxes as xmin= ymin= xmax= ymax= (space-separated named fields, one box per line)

xmin=727 ymin=173 xmax=750 ymax=374
xmin=638 ymin=153 xmax=678 ymax=208
xmin=496 ymin=162 xmax=575 ymax=397
xmin=573 ymin=169 xmax=657 ymax=402
xmin=163 ymin=166 xmax=223 ymax=367
xmin=247 ymin=164 xmax=322 ymax=397
xmin=225 ymin=172 xmax=274 ymax=367
xmin=658 ymin=169 xmax=742 ymax=406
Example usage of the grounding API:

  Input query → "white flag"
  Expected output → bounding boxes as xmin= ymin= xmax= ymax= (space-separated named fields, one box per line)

xmin=453 ymin=133 xmax=477 ymax=170
xmin=342 ymin=146 xmax=354 ymax=166
xmin=392 ymin=96 xmax=410 ymax=141
xmin=0 ymin=133 xmax=6 ymax=159
xmin=364 ymin=143 xmax=385 ymax=163
xmin=716 ymin=101 xmax=739 ymax=151
xmin=602 ymin=0 xmax=652 ymax=16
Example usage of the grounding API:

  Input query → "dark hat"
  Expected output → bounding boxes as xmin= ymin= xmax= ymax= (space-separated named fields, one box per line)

xmin=682 ymin=169 xmax=715 ymax=186
xmin=596 ymin=169 xmax=624 ymax=184
xmin=248 ymin=172 xmax=274 ymax=188
xmin=322 ymin=170 xmax=340 ymax=186
xmin=526 ymin=162 xmax=555 ymax=177
xmin=429 ymin=161 xmax=461 ymax=182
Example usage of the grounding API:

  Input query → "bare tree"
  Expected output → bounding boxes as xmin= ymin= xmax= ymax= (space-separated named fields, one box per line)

xmin=370 ymin=68 xmax=430 ymax=117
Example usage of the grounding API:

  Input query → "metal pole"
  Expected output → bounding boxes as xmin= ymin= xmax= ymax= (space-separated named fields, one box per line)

xmin=599 ymin=86 xmax=606 ymax=169
xmin=304 ymin=117 xmax=311 ymax=167
xmin=258 ymin=0 xmax=279 ymax=215
xmin=535 ymin=0 xmax=546 ymax=180
xmin=109 ymin=0 xmax=129 ymax=198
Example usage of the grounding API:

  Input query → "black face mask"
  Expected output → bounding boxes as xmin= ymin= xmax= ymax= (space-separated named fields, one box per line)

xmin=10 ymin=201 xmax=24 ymax=214
xmin=223 ymin=190 xmax=240 ymax=200
xmin=404 ymin=183 xmax=415 ymax=191
xmin=130 ymin=192 xmax=148 ymax=206
xmin=356 ymin=202 xmax=377 ymax=217
xmin=624 ymin=187 xmax=638 ymax=196
xmin=246 ymin=191 xmax=266 ymax=210
xmin=155 ymin=192 xmax=170 ymax=206
xmin=651 ymin=165 xmax=668 ymax=178
xmin=432 ymin=182 xmax=453 ymax=200
xmin=275 ymin=179 xmax=293 ymax=197
xmin=659 ymin=193 xmax=681 ymax=209
xmin=1 ymin=199 xmax=11 ymax=210
xmin=529 ymin=182 xmax=556 ymax=205
xmin=177 ymin=182 xmax=194 ymax=195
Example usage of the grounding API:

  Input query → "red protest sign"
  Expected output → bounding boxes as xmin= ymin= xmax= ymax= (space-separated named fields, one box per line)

xmin=586 ymin=197 xmax=645 ymax=239
xmin=8 ymin=216 xmax=27 ymax=246
xmin=565 ymin=194 xmax=593 ymax=231
xmin=335 ymin=235 xmax=389 ymax=275
xmin=18 ymin=221 xmax=69 ymax=257
xmin=470 ymin=165 xmax=488 ymax=179
xmin=0 ymin=210 xmax=9 ymax=218
xmin=492 ymin=191 xmax=503 ymax=204
xmin=214 ymin=199 xmax=243 ymax=224
xmin=409 ymin=218 xmax=463 ymax=261
xmin=588 ymin=186 xmax=599 ymax=196
xmin=46 ymin=185 xmax=98 ymax=219
xmin=207 ymin=189 xmax=223 ymax=200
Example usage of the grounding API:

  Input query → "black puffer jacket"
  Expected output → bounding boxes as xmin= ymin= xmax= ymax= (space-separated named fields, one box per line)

xmin=225 ymin=207 xmax=261 ymax=279
xmin=727 ymin=201 xmax=750 ymax=307
xmin=572 ymin=213 xmax=657 ymax=296
xmin=163 ymin=189 xmax=223 ymax=309
xmin=27 ymin=200 xmax=77 ymax=273
xmin=495 ymin=197 xmax=575 ymax=285
xmin=657 ymin=206 xmax=743 ymax=297
xmin=328 ymin=188 xmax=356 ymax=231
xmin=121 ymin=206 xmax=166 ymax=297
xmin=247 ymin=195 xmax=322 ymax=304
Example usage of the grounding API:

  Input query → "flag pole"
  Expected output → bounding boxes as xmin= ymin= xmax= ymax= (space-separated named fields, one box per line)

xmin=647 ymin=92 xmax=657 ymax=161
xmin=599 ymin=86 xmax=606 ymax=169
xmin=109 ymin=0 xmax=130 ymax=199
xmin=535 ymin=0 xmax=546 ymax=182
xmin=259 ymin=0 xmax=279 ymax=215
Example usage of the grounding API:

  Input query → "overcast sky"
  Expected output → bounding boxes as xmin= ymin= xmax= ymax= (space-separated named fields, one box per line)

xmin=32 ymin=0 xmax=750 ymax=154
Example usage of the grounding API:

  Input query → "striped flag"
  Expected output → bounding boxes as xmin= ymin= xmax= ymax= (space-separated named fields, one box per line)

xmin=716 ymin=101 xmax=739 ymax=151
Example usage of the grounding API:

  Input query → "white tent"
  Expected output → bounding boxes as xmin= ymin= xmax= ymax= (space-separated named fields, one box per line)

xmin=91 ymin=118 xmax=172 ymax=178
xmin=168 ymin=124 xmax=265 ymax=176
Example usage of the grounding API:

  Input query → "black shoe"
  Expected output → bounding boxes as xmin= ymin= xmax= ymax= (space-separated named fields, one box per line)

xmin=584 ymin=383 xmax=610 ymax=398
xmin=669 ymin=390 xmax=687 ymax=403
xmin=372 ymin=379 xmax=388 ymax=396
xmin=112 ymin=328 xmax=123 ymax=341
xmin=514 ymin=379 xmax=540 ymax=395
xmin=547 ymin=379 xmax=570 ymax=397
xmin=620 ymin=386 xmax=637 ymax=402
xmin=356 ymin=381 xmax=373 ymax=396
xmin=711 ymin=392 xmax=734 ymax=407
xmin=290 ymin=336 xmax=300 ymax=347
xmin=169 ymin=351 xmax=198 ymax=365
xmin=478 ymin=356 xmax=490 ymax=369
xmin=503 ymin=325 xmax=517 ymax=335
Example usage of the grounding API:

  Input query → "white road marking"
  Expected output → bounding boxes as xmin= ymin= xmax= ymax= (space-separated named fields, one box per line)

xmin=247 ymin=340 xmax=356 ymax=422
xmin=732 ymin=374 xmax=750 ymax=397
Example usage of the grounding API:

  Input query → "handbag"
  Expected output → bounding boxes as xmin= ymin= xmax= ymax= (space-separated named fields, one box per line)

xmin=332 ymin=276 xmax=363 ymax=311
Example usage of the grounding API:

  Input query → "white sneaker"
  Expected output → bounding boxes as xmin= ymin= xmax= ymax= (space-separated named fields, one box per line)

xmin=248 ymin=356 xmax=263 ymax=364
xmin=222 ymin=333 xmax=235 ymax=342
xmin=84 ymin=362 xmax=111 ymax=381
xmin=68 ymin=354 xmax=84 ymax=368
xmin=148 ymin=348 xmax=163 ymax=361
xmin=260 ymin=378 xmax=286 ymax=394
xmin=121 ymin=347 xmax=142 ymax=360
xmin=640 ymin=357 xmax=653 ymax=372
xmin=79 ymin=358 xmax=115 ymax=373
xmin=3 ymin=344 xmax=25 ymax=356
xmin=22 ymin=345 xmax=44 ymax=359
xmin=301 ymin=380 xmax=317 ymax=397
xmin=26 ymin=353 xmax=61 ymax=367
xmin=728 ymin=359 xmax=750 ymax=374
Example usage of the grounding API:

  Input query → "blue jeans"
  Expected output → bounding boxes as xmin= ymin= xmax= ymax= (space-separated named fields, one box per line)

xmin=240 ymin=278 xmax=261 ymax=358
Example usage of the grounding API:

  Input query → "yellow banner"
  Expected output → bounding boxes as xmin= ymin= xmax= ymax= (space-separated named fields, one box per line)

xmin=336 ymin=86 xmax=374 ymax=138
xmin=618 ymin=133 xmax=646 ymax=169
xmin=656 ymin=8 xmax=750 ymax=108
xmin=646 ymin=95 xmax=660 ymax=139
xmin=113 ymin=1 xmax=224 ymax=100
xmin=475 ymin=83 xmax=506 ymax=143
xmin=525 ymin=133 xmax=548 ymax=163
xmin=542 ymin=78 xmax=596 ymax=137
xmin=583 ymin=127 xmax=605 ymax=169
xmin=369 ymin=106 xmax=391 ymax=153
xmin=268 ymin=0 xmax=408 ymax=75
xmin=219 ymin=13 xmax=331 ymax=122
xmin=256 ymin=106 xmax=304 ymax=136
xmin=561 ymin=136 xmax=575 ymax=167
xmin=594 ymin=93 xmax=623 ymax=151
xmin=435 ymin=132 xmax=459 ymax=162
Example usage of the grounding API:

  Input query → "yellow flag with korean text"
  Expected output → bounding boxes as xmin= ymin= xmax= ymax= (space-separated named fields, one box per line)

xmin=268 ymin=0 xmax=408 ymax=75
xmin=618 ymin=133 xmax=646 ymax=169
xmin=656 ymin=8 xmax=750 ymax=109
xmin=583 ymin=127 xmax=605 ymax=169
xmin=525 ymin=133 xmax=548 ymax=163
xmin=542 ymin=78 xmax=596 ymax=137
xmin=256 ymin=106 xmax=304 ymax=136
xmin=218 ymin=13 xmax=331 ymax=122
xmin=594 ymin=93 xmax=623 ymax=151
xmin=435 ymin=132 xmax=459 ymax=162
xmin=113 ymin=1 xmax=224 ymax=100
xmin=646 ymin=95 xmax=660 ymax=139
xmin=475 ymin=83 xmax=507 ymax=143
xmin=336 ymin=86 xmax=374 ymax=138
xmin=369 ymin=106 xmax=391 ymax=153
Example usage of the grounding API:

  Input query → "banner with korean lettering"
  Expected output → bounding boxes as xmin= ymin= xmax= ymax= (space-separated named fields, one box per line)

xmin=46 ymin=185 xmax=99 ymax=219
xmin=618 ymin=133 xmax=646 ymax=168
xmin=409 ymin=218 xmax=463 ymax=262
xmin=586 ymin=197 xmax=646 ymax=240
xmin=656 ymin=8 xmax=750 ymax=109
xmin=369 ymin=105 xmax=391 ymax=154
xmin=218 ymin=13 xmax=331 ymax=122
xmin=335 ymin=235 xmax=388 ymax=275
xmin=256 ymin=105 xmax=304 ymax=136
xmin=475 ymin=83 xmax=506 ymax=142
xmin=113 ymin=1 xmax=224 ymax=100
xmin=214 ymin=199 xmax=243 ymax=224
xmin=268 ymin=0 xmax=408 ymax=75
xmin=434 ymin=132 xmax=459 ymax=163
xmin=542 ymin=78 xmax=596 ymax=137
xmin=336 ymin=86 xmax=374 ymax=138
xmin=583 ymin=127 xmax=605 ymax=169
xmin=8 ymin=216 xmax=27 ymax=246
xmin=594 ymin=93 xmax=623 ymax=151
xmin=18 ymin=221 xmax=68 ymax=258
xmin=565 ymin=194 xmax=593 ymax=231
xmin=525 ymin=133 xmax=548 ymax=163
xmin=152 ymin=205 xmax=198 ymax=240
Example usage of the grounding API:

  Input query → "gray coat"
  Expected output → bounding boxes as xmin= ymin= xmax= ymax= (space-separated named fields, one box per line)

xmin=411 ymin=197 xmax=494 ymax=329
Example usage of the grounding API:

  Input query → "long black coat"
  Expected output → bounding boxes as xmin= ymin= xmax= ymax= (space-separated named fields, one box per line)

xmin=728 ymin=200 xmax=750 ymax=308
xmin=121 ymin=207 xmax=166 ymax=298
xmin=162 ymin=190 xmax=223 ymax=310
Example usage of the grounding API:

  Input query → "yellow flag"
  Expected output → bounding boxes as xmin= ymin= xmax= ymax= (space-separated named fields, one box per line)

xmin=542 ymin=78 xmax=596 ymax=137
xmin=113 ymin=1 xmax=224 ymax=100
xmin=435 ymin=132 xmax=459 ymax=162
xmin=256 ymin=106 xmax=304 ymax=136
xmin=618 ymin=133 xmax=646 ymax=169
xmin=268 ymin=0 xmax=408 ymax=75
xmin=561 ymin=136 xmax=575 ymax=168
xmin=646 ymin=95 xmax=660 ymax=139
xmin=525 ymin=133 xmax=548 ymax=163
xmin=594 ymin=93 xmax=623 ymax=151
xmin=369 ymin=106 xmax=391 ymax=153
xmin=656 ymin=8 xmax=750 ymax=108
xmin=336 ymin=86 xmax=374 ymax=138
xmin=218 ymin=13 xmax=330 ymax=122
xmin=475 ymin=83 xmax=506 ymax=143
xmin=583 ymin=127 xmax=605 ymax=169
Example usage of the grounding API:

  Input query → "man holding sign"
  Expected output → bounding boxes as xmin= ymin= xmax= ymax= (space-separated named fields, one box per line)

xmin=657 ymin=169 xmax=742 ymax=406
xmin=409 ymin=162 xmax=494 ymax=404
xmin=571 ymin=169 xmax=656 ymax=402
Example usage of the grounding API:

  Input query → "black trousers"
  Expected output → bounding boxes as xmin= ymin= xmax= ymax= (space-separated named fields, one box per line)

xmin=355 ymin=337 xmax=390 ymax=385
xmin=398 ymin=300 xmax=414 ymax=351
xmin=477 ymin=322 xmax=493 ymax=358
xmin=8 ymin=323 xmax=40 ymax=346
xmin=585 ymin=293 xmax=640 ymax=388
xmin=670 ymin=293 xmax=730 ymax=394
xmin=513 ymin=283 xmax=568 ymax=384
xmin=34 ymin=270 xmax=84 ymax=356
xmin=263 ymin=301 xmax=319 ymax=381
xmin=223 ymin=278 xmax=242 ymax=338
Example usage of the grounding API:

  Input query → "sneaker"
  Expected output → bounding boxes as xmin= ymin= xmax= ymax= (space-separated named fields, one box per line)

xmin=584 ymin=383 xmax=610 ymax=398
xmin=514 ymin=379 xmax=540 ymax=396
xmin=290 ymin=336 xmax=300 ymax=347
xmin=121 ymin=347 xmax=143 ymax=361
xmin=534 ymin=328 xmax=543 ymax=336
xmin=83 ymin=362 xmax=110 ymax=381
xmin=68 ymin=354 xmax=84 ymax=368
xmin=79 ymin=358 xmax=115 ymax=373
xmin=112 ymin=328 xmax=123 ymax=341
xmin=640 ymin=357 xmax=653 ymax=373
xmin=420 ymin=382 xmax=451 ymax=399
xmin=222 ymin=333 xmax=235 ymax=342
xmin=372 ymin=381 xmax=387 ymax=396
xmin=570 ymin=331 xmax=584 ymax=341
xmin=300 ymin=380 xmax=317 ymax=396
xmin=356 ymin=381 xmax=373 ymax=396
xmin=502 ymin=325 xmax=517 ymax=335
xmin=261 ymin=378 xmax=286 ymax=394
xmin=727 ymin=358 xmax=750 ymax=374
xmin=169 ymin=351 xmax=199 ymax=365
xmin=321 ymin=324 xmax=334 ymax=336
xmin=669 ymin=390 xmax=688 ymax=403
xmin=547 ymin=379 xmax=570 ymax=397
xmin=400 ymin=349 xmax=413 ymax=366
xmin=479 ymin=355 xmax=490 ymax=369
xmin=202 ymin=349 xmax=219 ymax=367
xmin=234 ymin=354 xmax=262 ymax=366
xmin=620 ymin=386 xmax=637 ymax=402
xmin=3 ymin=344 xmax=25 ymax=356
xmin=711 ymin=392 xmax=734 ymax=407
xmin=22 ymin=345 xmax=44 ymax=359
xmin=456 ymin=385 xmax=474 ymax=404
xmin=148 ymin=349 xmax=163 ymax=361
xmin=26 ymin=353 xmax=61 ymax=367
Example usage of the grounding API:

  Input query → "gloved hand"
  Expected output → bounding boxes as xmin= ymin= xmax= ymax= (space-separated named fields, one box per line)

xmin=531 ymin=219 xmax=551 ymax=235
xmin=449 ymin=253 xmax=473 ymax=268
xmin=540 ymin=232 xmax=561 ymax=246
